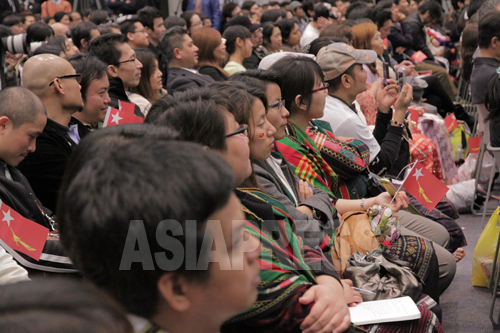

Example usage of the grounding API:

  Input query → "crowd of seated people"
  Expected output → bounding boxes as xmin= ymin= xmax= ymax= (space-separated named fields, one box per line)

xmin=2 ymin=0 xmax=499 ymax=330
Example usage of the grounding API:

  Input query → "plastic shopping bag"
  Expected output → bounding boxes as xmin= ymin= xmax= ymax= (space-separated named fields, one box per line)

xmin=472 ymin=206 xmax=500 ymax=287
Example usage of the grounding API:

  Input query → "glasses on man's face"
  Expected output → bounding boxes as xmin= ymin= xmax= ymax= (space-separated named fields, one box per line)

xmin=117 ymin=57 xmax=137 ymax=65
xmin=134 ymin=29 xmax=147 ymax=34
xmin=268 ymin=99 xmax=285 ymax=111
xmin=48 ymin=73 xmax=82 ymax=86
xmin=311 ymin=82 xmax=329 ymax=93
xmin=225 ymin=124 xmax=248 ymax=138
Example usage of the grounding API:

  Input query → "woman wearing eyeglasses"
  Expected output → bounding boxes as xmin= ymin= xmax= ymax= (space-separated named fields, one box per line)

xmin=192 ymin=28 xmax=230 ymax=82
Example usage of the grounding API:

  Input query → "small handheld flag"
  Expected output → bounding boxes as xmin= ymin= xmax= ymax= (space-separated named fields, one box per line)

xmin=444 ymin=114 xmax=458 ymax=133
xmin=411 ymin=51 xmax=428 ymax=64
xmin=468 ymin=136 xmax=482 ymax=154
xmin=403 ymin=162 xmax=449 ymax=211
xmin=118 ymin=100 xmax=136 ymax=114
xmin=103 ymin=107 xmax=144 ymax=128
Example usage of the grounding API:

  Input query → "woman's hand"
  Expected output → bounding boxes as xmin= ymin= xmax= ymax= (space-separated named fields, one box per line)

xmin=341 ymin=279 xmax=363 ymax=307
xmin=299 ymin=282 xmax=351 ymax=333
xmin=373 ymin=191 xmax=409 ymax=212
xmin=297 ymin=180 xmax=314 ymax=202
xmin=394 ymin=83 xmax=413 ymax=113
xmin=395 ymin=60 xmax=415 ymax=76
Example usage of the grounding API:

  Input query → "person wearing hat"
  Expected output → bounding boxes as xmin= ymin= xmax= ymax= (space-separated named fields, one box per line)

xmin=289 ymin=0 xmax=308 ymax=33
xmin=226 ymin=15 xmax=265 ymax=70
xmin=315 ymin=42 xmax=411 ymax=176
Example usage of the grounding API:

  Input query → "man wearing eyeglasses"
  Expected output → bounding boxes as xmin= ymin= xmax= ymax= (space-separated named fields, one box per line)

xmin=120 ymin=19 xmax=150 ymax=49
xmin=88 ymin=34 xmax=144 ymax=117
xmin=17 ymin=54 xmax=84 ymax=213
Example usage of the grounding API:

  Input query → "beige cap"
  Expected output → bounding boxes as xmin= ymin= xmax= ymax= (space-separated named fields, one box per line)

xmin=316 ymin=43 xmax=377 ymax=81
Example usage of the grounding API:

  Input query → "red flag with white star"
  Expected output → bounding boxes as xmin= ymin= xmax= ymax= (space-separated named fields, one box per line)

xmin=103 ymin=107 xmax=144 ymax=128
xmin=0 ymin=201 xmax=48 ymax=260
xmin=403 ymin=162 xmax=449 ymax=211
xmin=118 ymin=100 xmax=136 ymax=114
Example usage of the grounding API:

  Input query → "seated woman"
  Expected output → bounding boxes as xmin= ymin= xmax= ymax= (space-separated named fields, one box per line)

xmin=192 ymin=28 xmax=230 ymax=81
xmin=269 ymin=55 xmax=457 ymax=294
xmin=180 ymin=11 xmax=203 ymax=36
xmin=129 ymin=49 xmax=165 ymax=116
xmin=276 ymin=18 xmax=302 ymax=52
xmin=151 ymin=84 xmax=444 ymax=333
xmin=262 ymin=22 xmax=283 ymax=55
xmin=223 ymin=25 xmax=253 ymax=76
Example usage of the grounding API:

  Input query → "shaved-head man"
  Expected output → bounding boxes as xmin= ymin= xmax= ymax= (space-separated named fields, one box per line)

xmin=51 ymin=22 xmax=70 ymax=37
xmin=0 ymin=86 xmax=75 ymax=274
xmin=18 ymin=54 xmax=84 ymax=212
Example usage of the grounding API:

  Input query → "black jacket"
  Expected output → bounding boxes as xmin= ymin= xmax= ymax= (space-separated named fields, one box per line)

xmin=198 ymin=65 xmax=228 ymax=81
xmin=108 ymin=77 xmax=144 ymax=117
xmin=406 ymin=12 xmax=434 ymax=61
xmin=166 ymin=68 xmax=214 ymax=94
xmin=0 ymin=163 xmax=76 ymax=273
xmin=17 ymin=118 xmax=76 ymax=212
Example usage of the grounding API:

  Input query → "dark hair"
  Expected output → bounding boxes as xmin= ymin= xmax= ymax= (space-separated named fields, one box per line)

xmin=208 ymin=81 xmax=255 ymax=128
xmin=137 ymin=6 xmax=163 ymax=30
xmin=307 ymin=36 xmax=344 ymax=55
xmin=327 ymin=63 xmax=357 ymax=91
xmin=0 ymin=87 xmax=46 ymax=128
xmin=221 ymin=2 xmax=239 ymax=31
xmin=232 ymin=69 xmax=283 ymax=89
xmin=89 ymin=10 xmax=109 ymax=25
xmin=145 ymin=95 xmax=175 ymax=124
xmin=418 ymin=1 xmax=442 ymax=20
xmin=155 ymin=98 xmax=228 ymax=150
xmin=261 ymin=9 xmax=282 ymax=23
xmin=242 ymin=1 xmax=257 ymax=11
xmin=0 ymin=24 xmax=13 ymax=38
xmin=130 ymin=48 xmax=160 ymax=103
xmin=478 ymin=11 xmax=500 ymax=48
xmin=54 ymin=11 xmax=70 ymax=23
xmin=369 ymin=8 xmax=393 ymax=29
xmin=32 ymin=43 xmax=64 ymax=56
xmin=262 ymin=22 xmax=278 ymax=46
xmin=164 ymin=16 xmax=187 ymax=30
xmin=0 ymin=279 xmax=133 ymax=333
xmin=270 ymin=56 xmax=324 ymax=112
xmin=346 ymin=1 xmax=369 ymax=19
xmin=223 ymin=25 xmax=251 ymax=55
xmin=120 ymin=19 xmax=137 ymax=35
xmin=160 ymin=26 xmax=188 ymax=61
xmin=26 ymin=22 xmax=53 ymax=44
xmin=70 ymin=21 xmax=98 ymax=50
xmin=69 ymin=53 xmax=108 ymax=102
xmin=319 ymin=22 xmax=353 ymax=43
xmin=313 ymin=4 xmax=330 ymax=21
xmin=2 ymin=14 xmax=23 ymax=27
xmin=58 ymin=125 xmax=234 ymax=318
xmin=180 ymin=11 xmax=200 ymax=31
xmin=46 ymin=35 xmax=67 ymax=53
xmin=467 ymin=0 xmax=486 ymax=19
xmin=302 ymin=0 xmax=316 ymax=15
xmin=88 ymin=33 xmax=128 ymax=66
xmin=485 ymin=74 xmax=500 ymax=121
xmin=276 ymin=18 xmax=297 ymax=42
xmin=460 ymin=23 xmax=478 ymax=82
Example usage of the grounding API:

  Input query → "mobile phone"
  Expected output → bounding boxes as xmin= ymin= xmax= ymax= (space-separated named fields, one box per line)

xmin=397 ymin=67 xmax=406 ymax=92
xmin=383 ymin=62 xmax=389 ymax=86
xmin=379 ymin=178 xmax=396 ymax=197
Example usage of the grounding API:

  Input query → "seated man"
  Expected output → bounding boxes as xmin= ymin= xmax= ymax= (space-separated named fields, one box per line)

xmin=0 ymin=86 xmax=75 ymax=274
xmin=120 ymin=19 xmax=150 ymax=49
xmin=18 ymin=54 xmax=84 ymax=212
xmin=88 ymin=34 xmax=145 ymax=117
xmin=58 ymin=124 xmax=261 ymax=333
xmin=68 ymin=53 xmax=111 ymax=140
xmin=69 ymin=21 xmax=100 ymax=53
xmin=161 ymin=26 xmax=214 ymax=93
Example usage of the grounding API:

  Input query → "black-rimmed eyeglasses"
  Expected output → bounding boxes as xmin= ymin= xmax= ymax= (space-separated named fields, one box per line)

xmin=269 ymin=99 xmax=285 ymax=111
xmin=226 ymin=124 xmax=248 ymax=138
xmin=48 ymin=73 xmax=82 ymax=86
xmin=117 ymin=57 xmax=137 ymax=65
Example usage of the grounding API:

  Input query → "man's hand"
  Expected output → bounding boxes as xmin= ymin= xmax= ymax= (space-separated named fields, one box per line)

xmin=394 ymin=83 xmax=413 ymax=113
xmin=395 ymin=46 xmax=407 ymax=54
xmin=376 ymin=79 xmax=399 ymax=113
xmin=335 ymin=136 xmax=354 ymax=143
xmin=297 ymin=180 xmax=314 ymax=202
xmin=397 ymin=12 xmax=406 ymax=22
xmin=341 ymin=279 xmax=363 ymax=307
xmin=299 ymin=282 xmax=351 ymax=333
